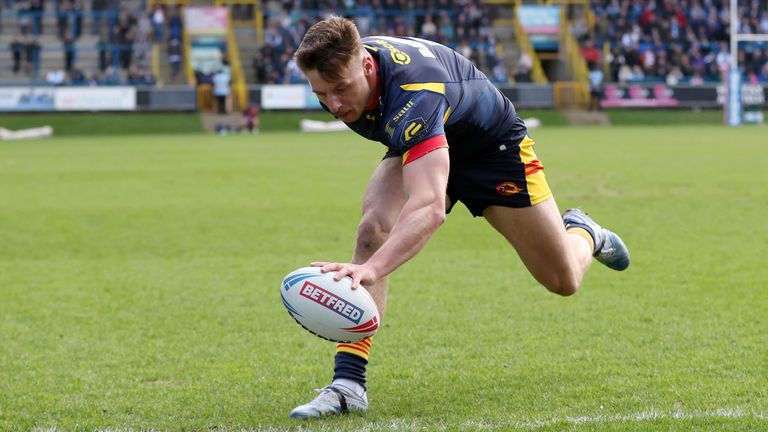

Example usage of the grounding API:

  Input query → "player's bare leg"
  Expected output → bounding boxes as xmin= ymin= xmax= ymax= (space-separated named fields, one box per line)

xmin=290 ymin=157 xmax=405 ymax=419
xmin=483 ymin=198 xmax=594 ymax=296
xmin=352 ymin=157 xmax=406 ymax=316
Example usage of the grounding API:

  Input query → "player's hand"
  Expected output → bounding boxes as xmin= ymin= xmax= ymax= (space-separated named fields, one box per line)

xmin=310 ymin=261 xmax=378 ymax=289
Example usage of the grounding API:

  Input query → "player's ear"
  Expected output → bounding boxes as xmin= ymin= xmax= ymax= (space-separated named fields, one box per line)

xmin=363 ymin=54 xmax=375 ymax=76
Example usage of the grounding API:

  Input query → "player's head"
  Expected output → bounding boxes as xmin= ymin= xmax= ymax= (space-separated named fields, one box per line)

xmin=295 ymin=16 xmax=377 ymax=123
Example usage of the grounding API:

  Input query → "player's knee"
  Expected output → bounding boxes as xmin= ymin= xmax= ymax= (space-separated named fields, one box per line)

xmin=544 ymin=274 xmax=580 ymax=297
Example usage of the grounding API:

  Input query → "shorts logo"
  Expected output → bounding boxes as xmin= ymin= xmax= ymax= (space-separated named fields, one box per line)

xmin=495 ymin=181 xmax=522 ymax=196
xmin=300 ymin=281 xmax=363 ymax=324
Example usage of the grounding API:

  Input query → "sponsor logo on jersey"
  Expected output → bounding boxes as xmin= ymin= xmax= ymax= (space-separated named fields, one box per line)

xmin=300 ymin=281 xmax=363 ymax=324
xmin=374 ymin=39 xmax=411 ymax=65
xmin=495 ymin=181 xmax=522 ymax=196
xmin=392 ymin=100 xmax=414 ymax=124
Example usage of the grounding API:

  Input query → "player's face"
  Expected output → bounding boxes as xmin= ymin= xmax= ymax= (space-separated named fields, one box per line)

xmin=306 ymin=55 xmax=373 ymax=123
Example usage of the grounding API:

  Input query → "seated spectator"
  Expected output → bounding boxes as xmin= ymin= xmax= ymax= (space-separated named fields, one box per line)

xmin=95 ymin=66 xmax=119 ymax=85
xmin=581 ymin=38 xmax=601 ymax=68
xmin=666 ymin=66 xmax=684 ymax=86
xmin=46 ymin=69 xmax=66 ymax=86
xmin=281 ymin=52 xmax=305 ymax=84
xmin=491 ymin=58 xmax=509 ymax=85
xmin=514 ymin=52 xmax=533 ymax=83
xmin=629 ymin=65 xmax=645 ymax=82
xmin=126 ymin=66 xmax=138 ymax=84
xmin=69 ymin=64 xmax=87 ymax=85
xmin=420 ymin=13 xmax=437 ymax=41
xmin=689 ymin=68 xmax=705 ymax=85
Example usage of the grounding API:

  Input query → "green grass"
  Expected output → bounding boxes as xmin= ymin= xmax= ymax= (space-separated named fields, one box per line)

xmin=1 ymin=126 xmax=767 ymax=431
xmin=0 ymin=108 xmax=741 ymax=136
xmin=0 ymin=113 xmax=204 ymax=136
xmin=606 ymin=109 xmax=727 ymax=125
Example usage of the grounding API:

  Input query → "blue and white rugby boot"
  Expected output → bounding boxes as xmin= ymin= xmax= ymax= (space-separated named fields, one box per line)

xmin=563 ymin=208 xmax=630 ymax=271
xmin=289 ymin=383 xmax=368 ymax=419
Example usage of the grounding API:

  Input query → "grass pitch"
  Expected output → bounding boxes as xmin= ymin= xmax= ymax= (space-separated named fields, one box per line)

xmin=1 ymin=126 xmax=766 ymax=431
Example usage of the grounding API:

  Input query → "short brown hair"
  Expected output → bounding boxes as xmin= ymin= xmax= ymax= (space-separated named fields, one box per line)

xmin=294 ymin=16 xmax=363 ymax=81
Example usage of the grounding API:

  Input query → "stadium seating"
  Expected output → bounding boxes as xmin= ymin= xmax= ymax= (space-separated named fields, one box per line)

xmin=0 ymin=0 xmax=158 ymax=86
xmin=584 ymin=0 xmax=768 ymax=84
xmin=250 ymin=0 xmax=502 ymax=85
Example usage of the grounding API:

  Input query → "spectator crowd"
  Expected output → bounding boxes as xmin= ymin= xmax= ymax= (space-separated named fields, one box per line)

xmin=251 ymin=0 xmax=508 ymax=85
xmin=3 ymin=0 xmax=183 ymax=86
xmin=5 ymin=0 xmax=768 ymax=87
xmin=584 ymin=0 xmax=768 ymax=84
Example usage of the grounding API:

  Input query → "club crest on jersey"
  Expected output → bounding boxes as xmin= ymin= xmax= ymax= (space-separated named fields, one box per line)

xmin=496 ymin=181 xmax=522 ymax=196
xmin=299 ymin=281 xmax=363 ymax=324
xmin=404 ymin=118 xmax=427 ymax=142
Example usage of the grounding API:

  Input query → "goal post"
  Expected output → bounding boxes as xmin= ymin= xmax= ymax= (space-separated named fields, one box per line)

xmin=727 ymin=0 xmax=768 ymax=126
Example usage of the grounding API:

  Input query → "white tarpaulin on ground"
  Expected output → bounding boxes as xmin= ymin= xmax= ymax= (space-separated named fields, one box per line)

xmin=0 ymin=126 xmax=53 ymax=140
xmin=300 ymin=119 xmax=349 ymax=132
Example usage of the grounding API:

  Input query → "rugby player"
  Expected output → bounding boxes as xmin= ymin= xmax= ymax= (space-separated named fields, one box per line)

xmin=289 ymin=16 xmax=630 ymax=419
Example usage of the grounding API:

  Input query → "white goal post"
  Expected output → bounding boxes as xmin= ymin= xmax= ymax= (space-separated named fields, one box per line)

xmin=727 ymin=0 xmax=768 ymax=126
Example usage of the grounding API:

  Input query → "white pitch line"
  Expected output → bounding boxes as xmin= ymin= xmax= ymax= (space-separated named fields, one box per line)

xmin=514 ymin=408 xmax=768 ymax=429
xmin=29 ymin=410 xmax=768 ymax=432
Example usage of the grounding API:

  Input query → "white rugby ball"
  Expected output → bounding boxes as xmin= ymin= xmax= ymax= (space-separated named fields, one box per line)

xmin=281 ymin=266 xmax=380 ymax=343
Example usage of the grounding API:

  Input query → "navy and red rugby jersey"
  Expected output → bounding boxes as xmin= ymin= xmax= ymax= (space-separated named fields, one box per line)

xmin=326 ymin=36 xmax=529 ymax=165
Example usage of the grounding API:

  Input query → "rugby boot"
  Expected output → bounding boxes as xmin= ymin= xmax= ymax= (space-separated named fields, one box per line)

xmin=289 ymin=384 xmax=368 ymax=419
xmin=563 ymin=208 xmax=630 ymax=271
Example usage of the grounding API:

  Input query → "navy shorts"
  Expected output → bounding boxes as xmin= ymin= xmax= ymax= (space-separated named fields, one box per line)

xmin=446 ymin=135 xmax=553 ymax=217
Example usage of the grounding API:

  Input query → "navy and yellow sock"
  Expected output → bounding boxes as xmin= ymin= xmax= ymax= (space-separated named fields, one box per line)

xmin=333 ymin=337 xmax=372 ymax=389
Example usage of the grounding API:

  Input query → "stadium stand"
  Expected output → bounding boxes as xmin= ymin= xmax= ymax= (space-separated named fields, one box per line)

xmin=1 ymin=0 xmax=158 ymax=85
xmin=249 ymin=0 xmax=504 ymax=85
xmin=582 ymin=0 xmax=768 ymax=84
xmin=1 ymin=0 xmax=764 ymax=117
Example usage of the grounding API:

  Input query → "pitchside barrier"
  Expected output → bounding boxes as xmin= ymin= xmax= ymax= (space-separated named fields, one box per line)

xmin=0 ymin=83 xmax=765 ymax=113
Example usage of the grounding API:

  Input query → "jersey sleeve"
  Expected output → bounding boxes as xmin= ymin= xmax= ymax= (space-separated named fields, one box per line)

xmin=384 ymin=90 xmax=449 ymax=164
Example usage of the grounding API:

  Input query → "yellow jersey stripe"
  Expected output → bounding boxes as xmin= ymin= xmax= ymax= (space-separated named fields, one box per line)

xmin=400 ymin=82 xmax=446 ymax=94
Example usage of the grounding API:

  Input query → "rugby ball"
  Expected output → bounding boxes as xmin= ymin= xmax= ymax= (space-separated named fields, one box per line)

xmin=280 ymin=266 xmax=380 ymax=343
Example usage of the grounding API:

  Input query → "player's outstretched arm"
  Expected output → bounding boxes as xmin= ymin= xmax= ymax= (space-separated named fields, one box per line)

xmin=314 ymin=146 xmax=449 ymax=288
xmin=363 ymin=147 xmax=449 ymax=279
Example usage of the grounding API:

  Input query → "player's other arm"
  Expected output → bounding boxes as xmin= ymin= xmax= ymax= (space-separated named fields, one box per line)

xmin=364 ymin=144 xmax=449 ymax=281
